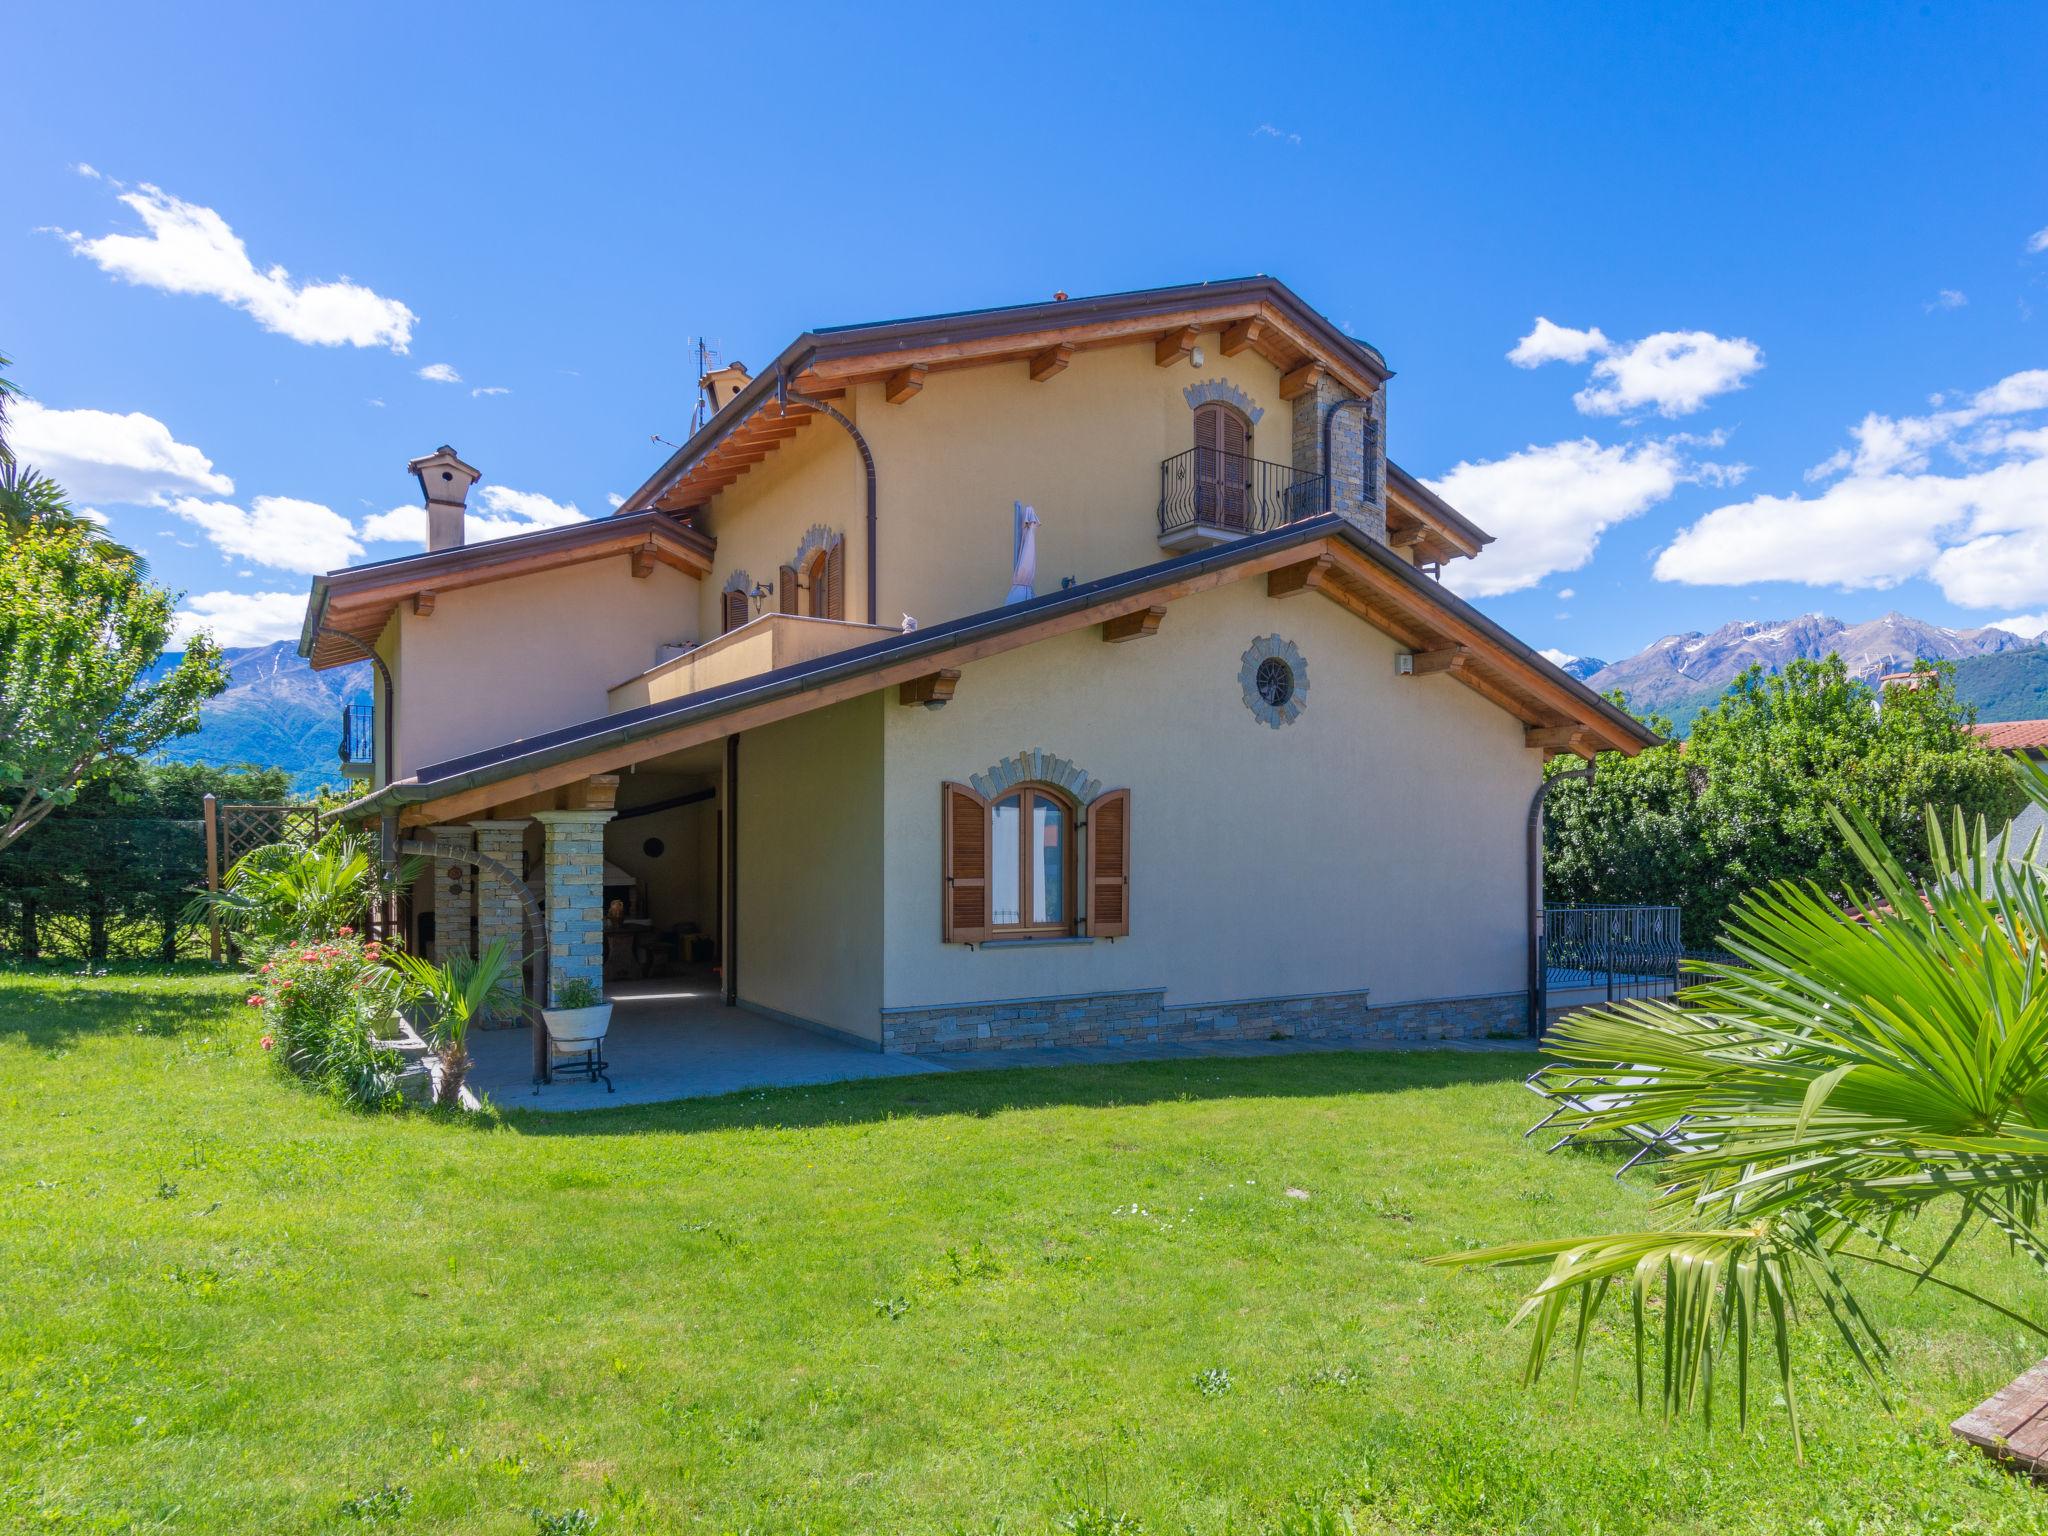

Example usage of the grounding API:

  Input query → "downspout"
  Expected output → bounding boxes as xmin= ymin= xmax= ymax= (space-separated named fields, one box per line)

xmin=779 ymin=365 xmax=879 ymax=625
xmin=315 ymin=626 xmax=396 ymax=795
xmin=1527 ymin=759 xmax=1594 ymax=1038
xmin=1319 ymin=395 xmax=1374 ymax=512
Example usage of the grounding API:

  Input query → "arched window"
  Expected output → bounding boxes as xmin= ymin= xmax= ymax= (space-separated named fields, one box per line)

xmin=988 ymin=785 xmax=1072 ymax=932
xmin=1193 ymin=402 xmax=1251 ymax=531
xmin=942 ymin=779 xmax=1129 ymax=944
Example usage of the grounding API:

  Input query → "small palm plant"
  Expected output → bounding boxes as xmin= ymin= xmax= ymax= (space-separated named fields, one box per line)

xmin=189 ymin=827 xmax=417 ymax=950
xmin=387 ymin=939 xmax=520 ymax=1107
xmin=1432 ymin=761 xmax=2048 ymax=1454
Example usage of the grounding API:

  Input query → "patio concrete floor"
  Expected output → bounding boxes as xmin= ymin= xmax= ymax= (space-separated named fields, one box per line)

xmin=464 ymin=978 xmax=1536 ymax=1112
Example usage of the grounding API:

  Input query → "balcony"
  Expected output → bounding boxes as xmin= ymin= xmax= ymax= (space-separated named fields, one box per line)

xmin=1158 ymin=448 xmax=1326 ymax=552
xmin=339 ymin=703 xmax=375 ymax=777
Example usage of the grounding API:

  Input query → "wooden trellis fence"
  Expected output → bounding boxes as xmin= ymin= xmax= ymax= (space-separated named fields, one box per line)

xmin=200 ymin=795 xmax=324 ymax=962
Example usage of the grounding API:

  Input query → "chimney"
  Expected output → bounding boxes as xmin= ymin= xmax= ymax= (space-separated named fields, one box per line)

xmin=699 ymin=361 xmax=751 ymax=416
xmin=406 ymin=445 xmax=482 ymax=553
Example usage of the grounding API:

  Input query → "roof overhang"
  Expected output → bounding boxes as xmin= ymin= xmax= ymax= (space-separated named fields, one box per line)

xmin=332 ymin=516 xmax=1657 ymax=830
xmin=1385 ymin=462 xmax=1494 ymax=564
xmin=620 ymin=277 xmax=1394 ymax=515
xmin=298 ymin=511 xmax=714 ymax=670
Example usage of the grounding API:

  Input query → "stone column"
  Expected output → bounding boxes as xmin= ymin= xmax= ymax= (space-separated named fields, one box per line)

xmin=468 ymin=819 xmax=531 ymax=1023
xmin=427 ymin=824 xmax=476 ymax=961
xmin=1291 ymin=373 xmax=1388 ymax=545
xmin=533 ymin=809 xmax=614 ymax=1006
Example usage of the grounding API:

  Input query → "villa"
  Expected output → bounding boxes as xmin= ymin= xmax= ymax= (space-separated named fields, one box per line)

xmin=300 ymin=277 xmax=1655 ymax=1064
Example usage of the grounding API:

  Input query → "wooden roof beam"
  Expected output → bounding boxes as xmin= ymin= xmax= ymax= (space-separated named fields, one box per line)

xmin=898 ymin=669 xmax=961 ymax=708
xmin=1101 ymin=605 xmax=1166 ymax=643
xmin=885 ymin=366 xmax=927 ymax=404
xmin=1029 ymin=345 xmax=1073 ymax=382
xmin=1267 ymin=553 xmax=1336 ymax=600
xmin=1405 ymin=645 xmax=1468 ymax=676
xmin=1154 ymin=326 xmax=1199 ymax=367
xmin=1221 ymin=316 xmax=1265 ymax=356
xmin=1279 ymin=361 xmax=1326 ymax=401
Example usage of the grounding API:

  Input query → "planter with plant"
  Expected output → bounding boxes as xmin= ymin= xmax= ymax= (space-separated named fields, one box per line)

xmin=387 ymin=939 xmax=520 ymax=1108
xmin=543 ymin=977 xmax=612 ymax=1048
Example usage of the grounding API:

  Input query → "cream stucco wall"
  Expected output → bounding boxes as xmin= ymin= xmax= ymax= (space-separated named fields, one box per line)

xmin=386 ymin=558 xmax=700 ymax=778
xmin=695 ymin=333 xmax=1293 ymax=635
xmin=734 ymin=693 xmax=885 ymax=1041
xmin=877 ymin=575 xmax=1541 ymax=1013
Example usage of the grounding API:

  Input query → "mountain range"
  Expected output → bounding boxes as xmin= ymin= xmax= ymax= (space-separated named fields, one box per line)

xmin=152 ymin=612 xmax=2048 ymax=791
xmin=153 ymin=642 xmax=370 ymax=794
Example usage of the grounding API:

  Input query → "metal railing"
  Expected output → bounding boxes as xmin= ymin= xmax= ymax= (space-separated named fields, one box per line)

xmin=1158 ymin=448 xmax=1325 ymax=541
xmin=1540 ymin=904 xmax=1684 ymax=1018
xmin=339 ymin=703 xmax=375 ymax=774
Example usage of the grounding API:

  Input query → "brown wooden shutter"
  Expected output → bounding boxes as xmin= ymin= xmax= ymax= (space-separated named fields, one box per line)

xmin=825 ymin=538 xmax=846 ymax=621
xmin=722 ymin=588 xmax=747 ymax=633
xmin=1086 ymin=787 xmax=1131 ymax=938
xmin=778 ymin=564 xmax=799 ymax=614
xmin=941 ymin=781 xmax=990 ymax=943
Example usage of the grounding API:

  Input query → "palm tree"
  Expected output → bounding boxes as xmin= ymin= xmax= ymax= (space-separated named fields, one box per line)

xmin=386 ymin=939 xmax=520 ymax=1106
xmin=0 ymin=350 xmax=19 ymax=468
xmin=1431 ymin=761 xmax=2048 ymax=1454
xmin=188 ymin=827 xmax=416 ymax=950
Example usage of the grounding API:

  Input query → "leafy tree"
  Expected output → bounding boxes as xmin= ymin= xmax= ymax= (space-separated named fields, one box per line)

xmin=0 ymin=349 xmax=18 ymax=468
xmin=0 ymin=522 xmax=225 ymax=855
xmin=1544 ymin=657 xmax=2023 ymax=944
xmin=1433 ymin=779 xmax=2048 ymax=1451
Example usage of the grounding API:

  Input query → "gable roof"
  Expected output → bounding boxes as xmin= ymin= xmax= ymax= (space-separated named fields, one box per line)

xmin=618 ymin=276 xmax=1395 ymax=516
xmin=335 ymin=514 xmax=1658 ymax=830
xmin=297 ymin=510 xmax=713 ymax=669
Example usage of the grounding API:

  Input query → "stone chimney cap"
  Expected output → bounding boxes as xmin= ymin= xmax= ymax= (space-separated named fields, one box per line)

xmin=407 ymin=445 xmax=481 ymax=485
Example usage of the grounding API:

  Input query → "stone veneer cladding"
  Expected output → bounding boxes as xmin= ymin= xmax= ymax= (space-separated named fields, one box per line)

xmin=879 ymin=987 xmax=1523 ymax=1053
xmin=426 ymin=824 xmax=475 ymax=962
xmin=533 ymin=809 xmax=614 ymax=1007
xmin=1290 ymin=373 xmax=1388 ymax=546
xmin=468 ymin=818 xmax=532 ymax=1026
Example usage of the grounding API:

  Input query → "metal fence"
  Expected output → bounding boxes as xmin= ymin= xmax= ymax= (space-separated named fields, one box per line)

xmin=1158 ymin=448 xmax=1325 ymax=541
xmin=1540 ymin=904 xmax=1684 ymax=1019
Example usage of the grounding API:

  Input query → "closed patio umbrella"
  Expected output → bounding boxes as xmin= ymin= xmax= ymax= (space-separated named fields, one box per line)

xmin=1005 ymin=501 xmax=1039 ymax=604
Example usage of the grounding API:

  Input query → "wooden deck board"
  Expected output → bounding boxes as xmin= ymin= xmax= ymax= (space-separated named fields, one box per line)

xmin=1953 ymin=1357 xmax=2048 ymax=1477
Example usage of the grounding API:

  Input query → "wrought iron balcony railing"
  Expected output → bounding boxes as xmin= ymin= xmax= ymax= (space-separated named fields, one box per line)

xmin=1158 ymin=448 xmax=1325 ymax=543
xmin=339 ymin=703 xmax=375 ymax=775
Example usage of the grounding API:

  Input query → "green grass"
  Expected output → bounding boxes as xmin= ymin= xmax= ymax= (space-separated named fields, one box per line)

xmin=4 ymin=966 xmax=2047 ymax=1534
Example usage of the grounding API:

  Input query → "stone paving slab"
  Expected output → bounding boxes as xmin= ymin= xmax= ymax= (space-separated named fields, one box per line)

xmin=464 ymin=981 xmax=1537 ymax=1114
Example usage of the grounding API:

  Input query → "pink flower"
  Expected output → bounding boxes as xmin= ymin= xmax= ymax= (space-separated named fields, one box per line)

xmin=259 ymin=962 xmax=272 ymax=975
xmin=338 ymin=926 xmax=355 ymax=938
xmin=247 ymin=995 xmax=263 ymax=1007
xmin=260 ymin=1035 xmax=275 ymax=1051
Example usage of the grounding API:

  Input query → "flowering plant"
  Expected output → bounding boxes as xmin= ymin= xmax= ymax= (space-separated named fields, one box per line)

xmin=250 ymin=934 xmax=405 ymax=1109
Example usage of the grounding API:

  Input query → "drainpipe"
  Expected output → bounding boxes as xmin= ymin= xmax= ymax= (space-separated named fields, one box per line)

xmin=315 ymin=626 xmax=396 ymax=793
xmin=1527 ymin=759 xmax=1595 ymax=1038
xmin=1320 ymin=395 xmax=1374 ymax=513
xmin=779 ymin=365 xmax=879 ymax=625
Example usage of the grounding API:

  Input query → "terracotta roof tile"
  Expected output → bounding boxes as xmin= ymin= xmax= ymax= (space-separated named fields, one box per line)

xmin=1971 ymin=719 xmax=2048 ymax=752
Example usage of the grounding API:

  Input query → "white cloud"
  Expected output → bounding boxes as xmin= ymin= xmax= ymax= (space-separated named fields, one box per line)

xmin=1507 ymin=316 xmax=1762 ymax=418
xmin=417 ymin=362 xmax=462 ymax=383
xmin=1555 ymin=587 xmax=1576 ymax=600
xmin=1538 ymin=647 xmax=1580 ymax=667
xmin=367 ymin=397 xmax=385 ymax=408
xmin=1992 ymin=612 xmax=2048 ymax=639
xmin=1657 ymin=367 xmax=2048 ymax=604
xmin=172 ymin=590 xmax=307 ymax=648
xmin=361 ymin=484 xmax=587 ymax=547
xmin=470 ymin=385 xmax=509 ymax=397
xmin=167 ymin=494 xmax=364 ymax=574
xmin=606 ymin=492 xmax=625 ymax=510
xmin=1926 ymin=289 xmax=1968 ymax=312
xmin=10 ymin=399 xmax=232 ymax=504
xmin=1434 ymin=437 xmax=1726 ymax=598
xmin=2028 ymin=226 xmax=2048 ymax=255
xmin=1508 ymin=318 xmax=1610 ymax=368
xmin=59 ymin=183 xmax=414 ymax=351
xmin=1252 ymin=124 xmax=1302 ymax=145
xmin=72 ymin=162 xmax=101 ymax=181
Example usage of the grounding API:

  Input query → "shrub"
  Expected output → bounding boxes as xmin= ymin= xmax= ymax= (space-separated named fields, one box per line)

xmin=551 ymin=977 xmax=602 ymax=1010
xmin=250 ymin=932 xmax=404 ymax=1110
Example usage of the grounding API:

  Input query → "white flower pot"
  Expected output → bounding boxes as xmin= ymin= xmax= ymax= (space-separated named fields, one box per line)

xmin=543 ymin=1001 xmax=613 ymax=1050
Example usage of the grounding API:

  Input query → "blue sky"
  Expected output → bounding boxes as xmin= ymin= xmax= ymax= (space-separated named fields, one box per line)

xmin=8 ymin=1 xmax=2048 ymax=665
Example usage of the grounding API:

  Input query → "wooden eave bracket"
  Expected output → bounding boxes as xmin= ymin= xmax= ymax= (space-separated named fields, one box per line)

xmin=899 ymin=669 xmax=961 ymax=707
xmin=412 ymin=591 xmax=436 ymax=617
xmin=564 ymin=773 xmax=621 ymax=811
xmin=1221 ymin=316 xmax=1265 ymax=356
xmin=885 ymin=365 xmax=927 ymax=404
xmin=1406 ymin=645 xmax=1469 ymax=676
xmin=629 ymin=540 xmax=658 ymax=578
xmin=1154 ymin=326 xmax=1199 ymax=367
xmin=1101 ymin=605 xmax=1167 ymax=643
xmin=1266 ymin=553 xmax=1335 ymax=600
xmin=1279 ymin=361 xmax=1326 ymax=400
xmin=1029 ymin=345 xmax=1073 ymax=382
xmin=1526 ymin=724 xmax=1597 ymax=759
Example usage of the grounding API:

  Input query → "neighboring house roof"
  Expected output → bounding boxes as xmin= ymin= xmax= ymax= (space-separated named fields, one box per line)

xmin=297 ymin=511 xmax=714 ymax=670
xmin=618 ymin=276 xmax=1397 ymax=517
xmin=1972 ymin=719 xmax=2048 ymax=752
xmin=335 ymin=513 xmax=1660 ymax=830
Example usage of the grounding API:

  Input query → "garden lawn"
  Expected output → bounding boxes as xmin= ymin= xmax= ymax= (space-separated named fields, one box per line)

xmin=4 ymin=966 xmax=2048 ymax=1535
